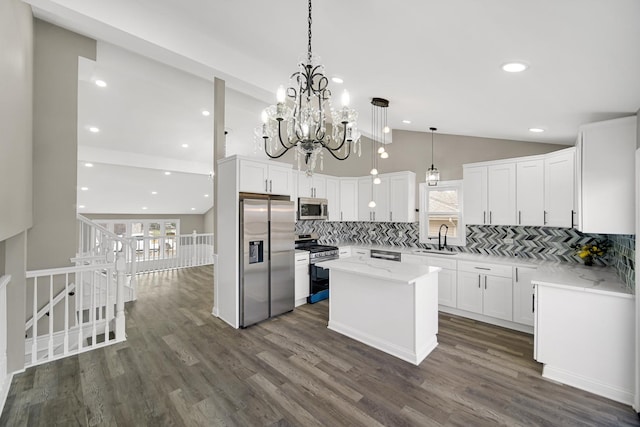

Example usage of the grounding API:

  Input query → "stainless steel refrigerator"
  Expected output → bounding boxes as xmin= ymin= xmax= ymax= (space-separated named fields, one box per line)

xmin=239 ymin=195 xmax=295 ymax=327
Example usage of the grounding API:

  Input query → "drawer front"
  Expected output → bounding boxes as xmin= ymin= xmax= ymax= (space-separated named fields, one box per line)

xmin=338 ymin=247 xmax=351 ymax=258
xmin=295 ymin=253 xmax=310 ymax=263
xmin=457 ymin=261 xmax=512 ymax=278
xmin=424 ymin=256 xmax=457 ymax=270
xmin=352 ymin=248 xmax=370 ymax=257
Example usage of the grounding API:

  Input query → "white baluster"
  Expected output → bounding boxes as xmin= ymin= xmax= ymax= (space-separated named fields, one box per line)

xmin=48 ymin=275 xmax=54 ymax=359
xmin=192 ymin=231 xmax=197 ymax=266
xmin=64 ymin=273 xmax=69 ymax=355
xmin=32 ymin=277 xmax=37 ymax=365
xmin=115 ymin=264 xmax=125 ymax=342
xmin=91 ymin=270 xmax=97 ymax=348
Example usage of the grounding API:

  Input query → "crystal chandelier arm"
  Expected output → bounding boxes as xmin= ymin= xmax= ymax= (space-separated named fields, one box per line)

xmin=323 ymin=137 xmax=351 ymax=160
xmin=275 ymin=120 xmax=298 ymax=151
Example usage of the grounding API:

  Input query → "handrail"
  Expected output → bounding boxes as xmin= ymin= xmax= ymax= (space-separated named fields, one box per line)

xmin=27 ymin=262 xmax=116 ymax=278
xmin=25 ymin=283 xmax=76 ymax=331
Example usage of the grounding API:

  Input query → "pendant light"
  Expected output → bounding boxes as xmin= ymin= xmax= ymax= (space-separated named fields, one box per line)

xmin=426 ymin=127 xmax=440 ymax=186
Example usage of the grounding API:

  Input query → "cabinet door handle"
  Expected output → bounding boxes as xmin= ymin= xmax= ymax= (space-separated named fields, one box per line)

xmin=478 ymin=275 xmax=481 ymax=288
xmin=518 ymin=211 xmax=522 ymax=225
xmin=269 ymin=180 xmax=272 ymax=193
xmin=483 ymin=211 xmax=486 ymax=224
xmin=484 ymin=276 xmax=487 ymax=289
xmin=515 ymin=267 xmax=519 ymax=282
xmin=340 ymin=212 xmax=343 ymax=221
xmin=390 ymin=212 xmax=393 ymax=222
xmin=571 ymin=209 xmax=575 ymax=228
xmin=474 ymin=267 xmax=491 ymax=271
xmin=543 ymin=210 xmax=547 ymax=225
xmin=489 ymin=211 xmax=492 ymax=224
xmin=532 ymin=294 xmax=535 ymax=313
xmin=265 ymin=179 xmax=268 ymax=192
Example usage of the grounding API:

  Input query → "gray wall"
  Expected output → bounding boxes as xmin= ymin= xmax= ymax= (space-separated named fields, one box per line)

xmin=0 ymin=0 xmax=33 ymax=242
xmin=204 ymin=207 xmax=214 ymax=234
xmin=28 ymin=20 xmax=96 ymax=270
xmin=85 ymin=214 xmax=207 ymax=234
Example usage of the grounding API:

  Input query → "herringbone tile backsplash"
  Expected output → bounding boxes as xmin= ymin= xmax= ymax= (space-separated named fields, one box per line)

xmin=296 ymin=221 xmax=635 ymax=291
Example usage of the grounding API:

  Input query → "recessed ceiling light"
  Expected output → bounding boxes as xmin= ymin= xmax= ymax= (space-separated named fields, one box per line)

xmin=331 ymin=76 xmax=344 ymax=84
xmin=402 ymin=120 xmax=411 ymax=124
xmin=88 ymin=126 xmax=100 ymax=133
xmin=164 ymin=171 xmax=171 ymax=176
xmin=204 ymin=194 xmax=209 ymax=198
xmin=202 ymin=110 xmax=211 ymax=117
xmin=78 ymin=205 xmax=85 ymax=209
xmin=529 ymin=128 xmax=545 ymax=133
xmin=95 ymin=79 xmax=107 ymax=88
xmin=84 ymin=162 xmax=94 ymax=168
xmin=181 ymin=143 xmax=189 ymax=148
xmin=151 ymin=191 xmax=158 ymax=195
xmin=142 ymin=207 xmax=148 ymax=210
xmin=502 ymin=62 xmax=528 ymax=73
xmin=80 ymin=187 xmax=88 ymax=191
xmin=191 ymin=207 xmax=196 ymax=211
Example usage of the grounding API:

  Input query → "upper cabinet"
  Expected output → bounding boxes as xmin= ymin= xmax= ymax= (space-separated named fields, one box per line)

xmin=338 ymin=178 xmax=358 ymax=221
xmin=297 ymin=172 xmax=327 ymax=199
xmin=516 ymin=159 xmax=544 ymax=226
xmin=576 ymin=117 xmax=636 ymax=234
xmin=463 ymin=163 xmax=515 ymax=225
xmin=357 ymin=171 xmax=415 ymax=222
xmin=237 ymin=157 xmax=293 ymax=195
xmin=544 ymin=148 xmax=575 ymax=228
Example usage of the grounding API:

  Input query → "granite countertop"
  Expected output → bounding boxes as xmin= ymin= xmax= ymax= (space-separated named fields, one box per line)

xmin=532 ymin=264 xmax=633 ymax=298
xmin=295 ymin=249 xmax=310 ymax=254
xmin=317 ymin=257 xmax=440 ymax=284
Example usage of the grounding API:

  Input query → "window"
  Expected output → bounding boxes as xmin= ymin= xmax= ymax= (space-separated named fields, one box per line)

xmin=419 ymin=180 xmax=465 ymax=246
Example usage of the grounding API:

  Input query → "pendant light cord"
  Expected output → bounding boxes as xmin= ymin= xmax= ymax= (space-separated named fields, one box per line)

xmin=307 ymin=0 xmax=313 ymax=64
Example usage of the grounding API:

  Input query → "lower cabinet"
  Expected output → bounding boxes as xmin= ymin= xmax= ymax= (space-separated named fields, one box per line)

xmin=457 ymin=261 xmax=513 ymax=321
xmin=294 ymin=252 xmax=310 ymax=307
xmin=352 ymin=247 xmax=370 ymax=257
xmin=338 ymin=247 xmax=351 ymax=258
xmin=403 ymin=254 xmax=457 ymax=308
xmin=512 ymin=266 xmax=537 ymax=326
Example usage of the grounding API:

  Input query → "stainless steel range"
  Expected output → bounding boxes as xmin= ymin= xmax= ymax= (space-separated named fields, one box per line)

xmin=295 ymin=234 xmax=338 ymax=303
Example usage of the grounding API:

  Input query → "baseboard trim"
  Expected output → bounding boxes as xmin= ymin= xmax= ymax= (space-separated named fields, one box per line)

xmin=0 ymin=371 xmax=15 ymax=416
xmin=438 ymin=306 xmax=534 ymax=334
xmin=543 ymin=365 xmax=634 ymax=406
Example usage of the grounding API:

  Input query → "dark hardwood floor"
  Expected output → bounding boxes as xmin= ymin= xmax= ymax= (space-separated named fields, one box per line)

xmin=2 ymin=265 xmax=638 ymax=426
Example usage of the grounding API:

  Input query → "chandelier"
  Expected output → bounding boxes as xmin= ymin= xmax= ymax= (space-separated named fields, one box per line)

xmin=257 ymin=0 xmax=361 ymax=175
xmin=427 ymin=127 xmax=440 ymax=186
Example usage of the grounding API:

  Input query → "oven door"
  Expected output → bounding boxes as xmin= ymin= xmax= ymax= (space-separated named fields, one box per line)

xmin=308 ymin=261 xmax=332 ymax=303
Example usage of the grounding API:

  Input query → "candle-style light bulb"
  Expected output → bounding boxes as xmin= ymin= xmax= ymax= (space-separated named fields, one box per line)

xmin=261 ymin=110 xmax=269 ymax=124
xmin=276 ymin=85 xmax=286 ymax=103
xmin=302 ymin=123 xmax=310 ymax=137
xmin=341 ymin=90 xmax=350 ymax=107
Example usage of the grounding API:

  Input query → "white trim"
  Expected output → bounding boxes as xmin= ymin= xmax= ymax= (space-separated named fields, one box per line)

xmin=0 ymin=371 xmax=14 ymax=416
xmin=543 ymin=365 xmax=634 ymax=406
xmin=438 ymin=306 xmax=534 ymax=335
xmin=635 ymin=148 xmax=640 ymax=413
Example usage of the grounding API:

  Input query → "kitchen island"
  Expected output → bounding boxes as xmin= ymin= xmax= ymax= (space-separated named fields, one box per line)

xmin=318 ymin=256 xmax=440 ymax=365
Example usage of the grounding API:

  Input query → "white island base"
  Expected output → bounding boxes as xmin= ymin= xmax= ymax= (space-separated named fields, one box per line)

xmin=319 ymin=257 xmax=440 ymax=365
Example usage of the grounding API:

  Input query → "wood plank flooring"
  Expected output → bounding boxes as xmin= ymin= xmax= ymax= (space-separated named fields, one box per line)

xmin=2 ymin=265 xmax=638 ymax=426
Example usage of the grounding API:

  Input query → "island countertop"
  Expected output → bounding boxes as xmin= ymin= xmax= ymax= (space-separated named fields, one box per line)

xmin=317 ymin=256 xmax=441 ymax=284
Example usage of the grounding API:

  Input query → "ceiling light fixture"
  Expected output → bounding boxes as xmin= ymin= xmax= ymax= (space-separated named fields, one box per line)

xmin=331 ymin=76 xmax=344 ymax=84
xmin=95 ymin=79 xmax=107 ymax=88
xmin=204 ymin=194 xmax=209 ymax=198
xmin=191 ymin=207 xmax=196 ymax=211
xmin=256 ymin=0 xmax=361 ymax=175
xmin=369 ymin=97 xmax=390 ymax=208
xmin=202 ymin=110 xmax=211 ymax=117
xmin=88 ymin=126 xmax=100 ymax=133
xmin=164 ymin=171 xmax=171 ymax=176
xmin=181 ymin=143 xmax=189 ymax=148
xmin=402 ymin=120 xmax=411 ymax=124
xmin=84 ymin=163 xmax=94 ymax=168
xmin=80 ymin=187 xmax=88 ymax=191
xmin=427 ymin=127 xmax=440 ymax=186
xmin=502 ymin=62 xmax=528 ymax=73
xmin=78 ymin=205 xmax=85 ymax=209
xmin=529 ymin=128 xmax=545 ymax=133
xmin=142 ymin=207 xmax=148 ymax=210
xmin=151 ymin=191 xmax=158 ymax=195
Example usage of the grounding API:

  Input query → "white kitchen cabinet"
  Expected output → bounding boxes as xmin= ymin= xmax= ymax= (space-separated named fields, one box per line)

xmin=403 ymin=254 xmax=457 ymax=308
xmin=516 ymin=159 xmax=544 ymax=226
xmin=388 ymin=172 xmax=416 ymax=222
xmin=297 ymin=172 xmax=327 ymax=199
xmin=463 ymin=166 xmax=487 ymax=225
xmin=463 ymin=163 xmax=515 ymax=225
xmin=576 ymin=117 xmax=636 ymax=234
xmin=512 ymin=265 xmax=537 ymax=326
xmin=239 ymin=158 xmax=293 ymax=195
xmin=534 ymin=281 xmax=634 ymax=404
xmin=294 ymin=251 xmax=310 ymax=307
xmin=544 ymin=148 xmax=575 ymax=228
xmin=325 ymin=177 xmax=340 ymax=221
xmin=338 ymin=247 xmax=351 ymax=258
xmin=338 ymin=178 xmax=358 ymax=221
xmin=457 ymin=261 xmax=513 ymax=321
xmin=487 ymin=163 xmax=516 ymax=225
xmin=357 ymin=172 xmax=415 ymax=222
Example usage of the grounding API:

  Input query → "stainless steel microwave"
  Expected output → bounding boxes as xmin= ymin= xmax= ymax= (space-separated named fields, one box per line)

xmin=298 ymin=197 xmax=328 ymax=220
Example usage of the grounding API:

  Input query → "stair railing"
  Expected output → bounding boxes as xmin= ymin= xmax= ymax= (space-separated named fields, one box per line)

xmin=24 ymin=263 xmax=124 ymax=367
xmin=76 ymin=214 xmax=137 ymax=300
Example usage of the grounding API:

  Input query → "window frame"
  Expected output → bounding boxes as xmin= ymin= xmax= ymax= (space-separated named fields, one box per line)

xmin=419 ymin=180 xmax=466 ymax=247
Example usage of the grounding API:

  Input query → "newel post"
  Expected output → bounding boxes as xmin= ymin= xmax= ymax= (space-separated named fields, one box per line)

xmin=115 ymin=253 xmax=126 ymax=341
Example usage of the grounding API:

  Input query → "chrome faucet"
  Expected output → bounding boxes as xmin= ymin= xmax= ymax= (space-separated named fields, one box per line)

xmin=438 ymin=224 xmax=449 ymax=250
